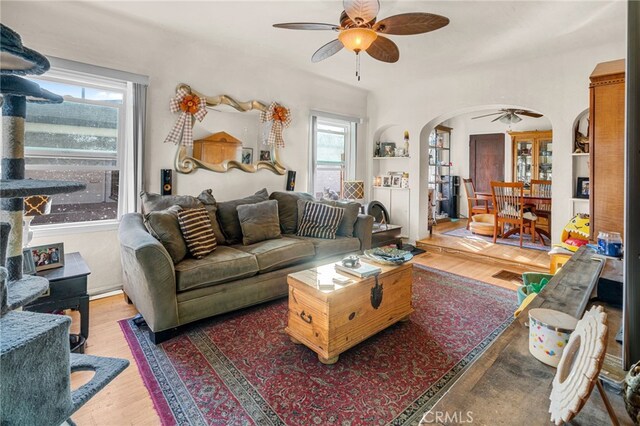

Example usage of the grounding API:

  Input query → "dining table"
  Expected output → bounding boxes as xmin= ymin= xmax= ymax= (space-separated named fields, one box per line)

xmin=475 ymin=191 xmax=552 ymax=242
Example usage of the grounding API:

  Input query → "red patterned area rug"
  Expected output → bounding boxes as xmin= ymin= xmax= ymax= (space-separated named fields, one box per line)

xmin=120 ymin=265 xmax=517 ymax=425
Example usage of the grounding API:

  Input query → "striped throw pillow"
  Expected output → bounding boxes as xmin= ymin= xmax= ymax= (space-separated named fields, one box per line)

xmin=296 ymin=201 xmax=345 ymax=239
xmin=177 ymin=207 xmax=217 ymax=259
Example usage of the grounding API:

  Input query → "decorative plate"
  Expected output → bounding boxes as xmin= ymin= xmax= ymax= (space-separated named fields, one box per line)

xmin=363 ymin=247 xmax=413 ymax=265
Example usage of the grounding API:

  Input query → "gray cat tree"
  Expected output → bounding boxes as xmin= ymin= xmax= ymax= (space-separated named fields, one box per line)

xmin=0 ymin=24 xmax=128 ymax=425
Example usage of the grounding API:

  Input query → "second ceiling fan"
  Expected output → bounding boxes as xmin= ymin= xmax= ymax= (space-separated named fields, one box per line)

xmin=472 ymin=109 xmax=544 ymax=124
xmin=273 ymin=0 xmax=449 ymax=80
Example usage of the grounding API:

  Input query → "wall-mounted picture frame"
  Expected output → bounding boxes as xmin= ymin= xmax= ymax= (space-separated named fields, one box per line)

xmin=382 ymin=176 xmax=392 ymax=187
xmin=30 ymin=242 xmax=64 ymax=272
xmin=391 ymin=175 xmax=402 ymax=188
xmin=576 ymin=177 xmax=590 ymax=199
xmin=259 ymin=150 xmax=272 ymax=162
xmin=22 ymin=248 xmax=36 ymax=275
xmin=241 ymin=147 xmax=253 ymax=164
xmin=380 ymin=142 xmax=396 ymax=157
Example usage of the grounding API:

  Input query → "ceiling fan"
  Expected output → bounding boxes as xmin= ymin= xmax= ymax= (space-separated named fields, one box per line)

xmin=471 ymin=109 xmax=544 ymax=124
xmin=273 ymin=0 xmax=449 ymax=80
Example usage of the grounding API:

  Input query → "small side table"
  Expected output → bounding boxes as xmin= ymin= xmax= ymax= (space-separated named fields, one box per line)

xmin=24 ymin=252 xmax=91 ymax=352
xmin=372 ymin=224 xmax=403 ymax=248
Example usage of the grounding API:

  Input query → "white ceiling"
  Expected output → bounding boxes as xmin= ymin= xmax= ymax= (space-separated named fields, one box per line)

xmin=87 ymin=1 xmax=626 ymax=91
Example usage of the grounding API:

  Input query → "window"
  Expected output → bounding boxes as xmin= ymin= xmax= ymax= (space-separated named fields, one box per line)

xmin=24 ymin=61 xmax=147 ymax=227
xmin=310 ymin=114 xmax=358 ymax=199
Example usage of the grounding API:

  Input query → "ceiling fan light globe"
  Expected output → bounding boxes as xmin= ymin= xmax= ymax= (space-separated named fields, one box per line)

xmin=338 ymin=28 xmax=378 ymax=52
xmin=511 ymin=114 xmax=523 ymax=123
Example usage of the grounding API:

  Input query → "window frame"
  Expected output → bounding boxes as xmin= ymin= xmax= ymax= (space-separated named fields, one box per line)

xmin=24 ymin=62 xmax=146 ymax=235
xmin=309 ymin=112 xmax=358 ymax=198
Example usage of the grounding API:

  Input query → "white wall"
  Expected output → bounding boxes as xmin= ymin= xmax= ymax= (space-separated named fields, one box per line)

xmin=4 ymin=2 xmax=369 ymax=294
xmin=366 ymin=39 xmax=626 ymax=244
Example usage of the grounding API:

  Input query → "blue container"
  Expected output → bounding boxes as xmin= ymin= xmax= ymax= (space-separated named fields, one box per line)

xmin=597 ymin=231 xmax=623 ymax=257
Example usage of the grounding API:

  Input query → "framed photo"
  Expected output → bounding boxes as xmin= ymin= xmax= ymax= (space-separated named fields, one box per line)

xmin=380 ymin=142 xmax=396 ymax=157
xmin=241 ymin=147 xmax=253 ymax=165
xmin=22 ymin=248 xmax=36 ymax=275
xmin=30 ymin=243 xmax=64 ymax=272
xmin=391 ymin=175 xmax=402 ymax=188
xmin=576 ymin=177 xmax=590 ymax=199
xmin=259 ymin=150 xmax=272 ymax=162
xmin=382 ymin=176 xmax=392 ymax=187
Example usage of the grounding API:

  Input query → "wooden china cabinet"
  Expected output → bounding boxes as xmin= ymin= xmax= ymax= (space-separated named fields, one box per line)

xmin=589 ymin=59 xmax=625 ymax=241
xmin=509 ymin=130 xmax=553 ymax=189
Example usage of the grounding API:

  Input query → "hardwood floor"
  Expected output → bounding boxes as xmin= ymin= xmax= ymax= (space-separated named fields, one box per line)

xmin=416 ymin=219 xmax=550 ymax=271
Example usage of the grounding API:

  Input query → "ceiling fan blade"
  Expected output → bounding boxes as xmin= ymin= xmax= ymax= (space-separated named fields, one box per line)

xmin=472 ymin=112 xmax=503 ymax=119
xmin=365 ymin=35 xmax=399 ymax=63
xmin=517 ymin=110 xmax=543 ymax=118
xmin=343 ymin=0 xmax=380 ymax=25
xmin=311 ymin=39 xmax=344 ymax=63
xmin=373 ymin=13 xmax=450 ymax=35
xmin=273 ymin=23 xmax=339 ymax=31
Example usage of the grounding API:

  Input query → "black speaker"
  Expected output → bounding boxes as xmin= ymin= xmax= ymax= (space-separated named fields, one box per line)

xmin=286 ymin=171 xmax=296 ymax=191
xmin=161 ymin=169 xmax=172 ymax=195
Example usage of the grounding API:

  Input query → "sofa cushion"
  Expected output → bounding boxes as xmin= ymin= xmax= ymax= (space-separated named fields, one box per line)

xmin=290 ymin=235 xmax=361 ymax=260
xmin=296 ymin=200 xmax=344 ymax=239
xmin=196 ymin=189 xmax=227 ymax=245
xmin=237 ymin=200 xmax=281 ymax=245
xmin=297 ymin=199 xmax=361 ymax=237
xmin=143 ymin=205 xmax=187 ymax=264
xmin=234 ymin=237 xmax=314 ymax=273
xmin=177 ymin=207 xmax=217 ymax=259
xmin=217 ymin=188 xmax=269 ymax=244
xmin=174 ymin=246 xmax=259 ymax=292
xmin=269 ymin=191 xmax=315 ymax=234
xmin=140 ymin=191 xmax=202 ymax=214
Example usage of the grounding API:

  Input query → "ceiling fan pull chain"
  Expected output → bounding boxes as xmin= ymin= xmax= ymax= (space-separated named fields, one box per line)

xmin=356 ymin=53 xmax=361 ymax=81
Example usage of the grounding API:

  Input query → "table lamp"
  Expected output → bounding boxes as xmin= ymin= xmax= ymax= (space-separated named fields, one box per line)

xmin=342 ymin=180 xmax=365 ymax=203
xmin=23 ymin=195 xmax=52 ymax=247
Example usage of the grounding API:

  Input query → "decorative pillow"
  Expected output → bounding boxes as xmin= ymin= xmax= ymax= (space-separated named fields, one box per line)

xmin=237 ymin=200 xmax=282 ymax=245
xmin=296 ymin=201 xmax=345 ymax=239
xmin=296 ymin=199 xmax=360 ymax=237
xmin=140 ymin=191 xmax=201 ymax=214
xmin=196 ymin=189 xmax=227 ymax=245
xmin=269 ymin=191 xmax=315 ymax=234
xmin=177 ymin=207 xmax=217 ymax=259
xmin=216 ymin=188 xmax=269 ymax=244
xmin=144 ymin=205 xmax=188 ymax=264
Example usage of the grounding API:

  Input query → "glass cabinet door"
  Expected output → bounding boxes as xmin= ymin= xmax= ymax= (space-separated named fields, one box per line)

xmin=515 ymin=140 xmax=534 ymax=188
xmin=538 ymin=139 xmax=552 ymax=181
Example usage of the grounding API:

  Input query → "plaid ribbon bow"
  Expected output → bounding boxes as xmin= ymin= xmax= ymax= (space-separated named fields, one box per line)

xmin=164 ymin=88 xmax=208 ymax=147
xmin=260 ymin=102 xmax=291 ymax=148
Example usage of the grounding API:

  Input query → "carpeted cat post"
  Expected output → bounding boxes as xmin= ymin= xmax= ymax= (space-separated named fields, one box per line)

xmin=0 ymin=23 xmax=129 ymax=425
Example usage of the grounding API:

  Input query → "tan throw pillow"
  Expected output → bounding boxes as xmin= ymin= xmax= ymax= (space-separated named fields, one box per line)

xmin=144 ymin=205 xmax=187 ymax=264
xmin=237 ymin=200 xmax=282 ymax=245
xmin=296 ymin=201 xmax=345 ymax=239
xmin=177 ymin=207 xmax=217 ymax=259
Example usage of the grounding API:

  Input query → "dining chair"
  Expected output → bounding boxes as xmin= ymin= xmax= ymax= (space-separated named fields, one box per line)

xmin=462 ymin=178 xmax=491 ymax=229
xmin=530 ymin=179 xmax=552 ymax=235
xmin=490 ymin=181 xmax=538 ymax=248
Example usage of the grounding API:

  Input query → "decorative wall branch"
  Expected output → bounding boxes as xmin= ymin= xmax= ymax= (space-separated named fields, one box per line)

xmin=173 ymin=83 xmax=286 ymax=175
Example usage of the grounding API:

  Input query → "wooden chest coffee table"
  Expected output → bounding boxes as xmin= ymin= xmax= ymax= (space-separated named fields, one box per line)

xmin=286 ymin=260 xmax=413 ymax=364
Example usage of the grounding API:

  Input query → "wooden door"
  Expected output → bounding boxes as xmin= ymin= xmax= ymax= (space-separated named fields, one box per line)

xmin=469 ymin=134 xmax=505 ymax=193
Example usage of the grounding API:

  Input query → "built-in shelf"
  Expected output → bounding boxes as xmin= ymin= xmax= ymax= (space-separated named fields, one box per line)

xmin=571 ymin=198 xmax=590 ymax=202
xmin=428 ymin=146 xmax=450 ymax=150
xmin=428 ymin=164 xmax=451 ymax=167
xmin=372 ymin=186 xmax=410 ymax=191
xmin=572 ymin=152 xmax=590 ymax=157
xmin=373 ymin=156 xmax=411 ymax=160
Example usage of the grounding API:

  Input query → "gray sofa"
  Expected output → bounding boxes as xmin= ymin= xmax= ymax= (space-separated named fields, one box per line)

xmin=118 ymin=190 xmax=373 ymax=343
